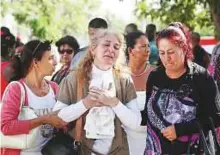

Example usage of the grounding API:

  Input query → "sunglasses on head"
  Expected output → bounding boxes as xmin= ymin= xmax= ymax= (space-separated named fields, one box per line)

xmin=32 ymin=40 xmax=52 ymax=57
xmin=58 ymin=49 xmax=74 ymax=54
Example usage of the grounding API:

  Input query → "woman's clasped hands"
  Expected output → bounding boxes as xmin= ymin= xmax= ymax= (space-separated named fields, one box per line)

xmin=83 ymin=87 xmax=119 ymax=109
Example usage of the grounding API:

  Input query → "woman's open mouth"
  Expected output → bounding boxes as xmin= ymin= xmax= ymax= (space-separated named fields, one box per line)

xmin=104 ymin=55 xmax=113 ymax=59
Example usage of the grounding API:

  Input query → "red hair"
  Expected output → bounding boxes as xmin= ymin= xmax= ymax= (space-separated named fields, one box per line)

xmin=156 ymin=22 xmax=193 ymax=60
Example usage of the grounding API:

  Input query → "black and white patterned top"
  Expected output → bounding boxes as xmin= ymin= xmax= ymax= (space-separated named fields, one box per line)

xmin=141 ymin=62 xmax=220 ymax=155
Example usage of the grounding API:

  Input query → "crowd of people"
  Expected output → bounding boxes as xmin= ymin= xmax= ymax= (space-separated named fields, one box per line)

xmin=1 ymin=18 xmax=220 ymax=155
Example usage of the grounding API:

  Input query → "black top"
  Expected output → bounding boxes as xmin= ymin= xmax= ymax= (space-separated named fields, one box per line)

xmin=141 ymin=62 xmax=220 ymax=154
xmin=51 ymin=66 xmax=70 ymax=85
xmin=193 ymin=45 xmax=210 ymax=68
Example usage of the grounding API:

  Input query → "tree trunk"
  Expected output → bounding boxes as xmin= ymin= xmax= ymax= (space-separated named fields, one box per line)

xmin=209 ymin=1 xmax=220 ymax=41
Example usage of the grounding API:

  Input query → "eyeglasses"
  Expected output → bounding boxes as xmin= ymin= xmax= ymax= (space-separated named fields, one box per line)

xmin=58 ymin=49 xmax=74 ymax=54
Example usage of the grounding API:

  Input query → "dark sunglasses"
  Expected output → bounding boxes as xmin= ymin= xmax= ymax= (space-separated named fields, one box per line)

xmin=59 ymin=49 xmax=74 ymax=54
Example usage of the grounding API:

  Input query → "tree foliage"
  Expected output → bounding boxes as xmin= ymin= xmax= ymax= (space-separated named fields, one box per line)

xmin=135 ymin=0 xmax=220 ymax=39
xmin=1 ymin=0 xmax=100 ymax=40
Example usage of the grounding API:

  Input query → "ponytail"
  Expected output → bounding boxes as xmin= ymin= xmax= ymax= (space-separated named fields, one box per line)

xmin=9 ymin=54 xmax=24 ymax=82
xmin=9 ymin=40 xmax=51 ymax=81
xmin=77 ymin=49 xmax=94 ymax=83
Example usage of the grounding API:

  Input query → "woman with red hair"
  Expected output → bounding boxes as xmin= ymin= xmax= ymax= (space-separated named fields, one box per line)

xmin=141 ymin=22 xmax=220 ymax=154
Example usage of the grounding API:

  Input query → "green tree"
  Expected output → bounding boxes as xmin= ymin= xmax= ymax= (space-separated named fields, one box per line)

xmin=1 ymin=0 xmax=100 ymax=41
xmin=135 ymin=0 xmax=220 ymax=40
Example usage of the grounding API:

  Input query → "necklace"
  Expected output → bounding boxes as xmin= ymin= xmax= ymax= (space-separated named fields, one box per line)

xmin=24 ymin=78 xmax=49 ymax=96
xmin=131 ymin=65 xmax=149 ymax=77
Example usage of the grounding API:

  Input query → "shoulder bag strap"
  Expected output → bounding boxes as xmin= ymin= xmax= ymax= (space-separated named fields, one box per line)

xmin=209 ymin=117 xmax=220 ymax=152
xmin=2 ymin=81 xmax=26 ymax=110
xmin=16 ymin=81 xmax=26 ymax=109
xmin=189 ymin=64 xmax=220 ymax=154
xmin=74 ymin=78 xmax=83 ymax=142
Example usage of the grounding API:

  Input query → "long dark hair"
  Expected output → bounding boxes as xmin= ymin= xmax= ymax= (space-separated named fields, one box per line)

xmin=10 ymin=40 xmax=51 ymax=81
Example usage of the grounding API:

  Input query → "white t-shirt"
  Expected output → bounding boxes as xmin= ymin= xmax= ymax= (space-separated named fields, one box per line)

xmin=20 ymin=83 xmax=56 ymax=155
xmin=89 ymin=65 xmax=115 ymax=154
xmin=126 ymin=91 xmax=147 ymax=155
xmin=136 ymin=91 xmax=146 ymax=111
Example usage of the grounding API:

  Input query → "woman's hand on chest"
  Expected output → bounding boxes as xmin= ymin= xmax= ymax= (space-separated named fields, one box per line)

xmin=88 ymin=87 xmax=119 ymax=108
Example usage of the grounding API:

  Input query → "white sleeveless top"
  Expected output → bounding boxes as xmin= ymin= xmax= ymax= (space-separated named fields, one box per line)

xmin=20 ymin=83 xmax=56 ymax=155
xmin=126 ymin=91 xmax=147 ymax=155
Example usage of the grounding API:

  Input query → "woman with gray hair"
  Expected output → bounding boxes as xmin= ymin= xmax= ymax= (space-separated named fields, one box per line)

xmin=53 ymin=30 xmax=142 ymax=155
